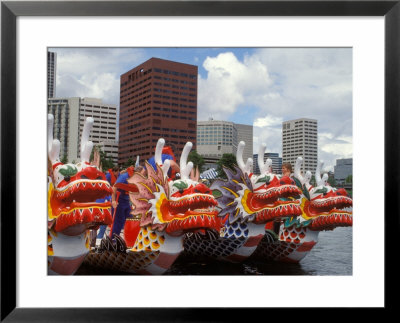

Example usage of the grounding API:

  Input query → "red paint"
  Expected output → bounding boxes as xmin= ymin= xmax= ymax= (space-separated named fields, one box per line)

xmin=124 ymin=219 xmax=141 ymax=248
xmin=244 ymin=234 xmax=264 ymax=247
xmin=296 ymin=241 xmax=317 ymax=252
xmin=50 ymin=254 xmax=87 ymax=275
xmin=154 ymin=252 xmax=179 ymax=269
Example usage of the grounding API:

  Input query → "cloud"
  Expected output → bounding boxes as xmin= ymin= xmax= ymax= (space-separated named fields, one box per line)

xmin=197 ymin=52 xmax=275 ymax=120
xmin=51 ymin=48 xmax=146 ymax=105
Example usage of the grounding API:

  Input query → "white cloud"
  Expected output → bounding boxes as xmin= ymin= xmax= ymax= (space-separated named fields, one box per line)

xmin=198 ymin=52 xmax=274 ymax=120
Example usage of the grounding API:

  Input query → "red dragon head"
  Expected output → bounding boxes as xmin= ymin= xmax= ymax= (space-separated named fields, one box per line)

xmin=47 ymin=114 xmax=113 ymax=236
xmin=128 ymin=139 xmax=220 ymax=236
xmin=211 ymin=142 xmax=303 ymax=224
xmin=292 ymin=157 xmax=353 ymax=231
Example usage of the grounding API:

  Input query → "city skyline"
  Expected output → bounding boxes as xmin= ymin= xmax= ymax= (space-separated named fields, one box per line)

xmin=48 ymin=47 xmax=352 ymax=172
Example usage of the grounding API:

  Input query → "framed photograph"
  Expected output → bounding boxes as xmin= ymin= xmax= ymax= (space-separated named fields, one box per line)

xmin=2 ymin=0 xmax=398 ymax=320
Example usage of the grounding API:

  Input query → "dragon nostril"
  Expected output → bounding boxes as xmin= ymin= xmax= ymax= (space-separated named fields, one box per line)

xmin=179 ymin=189 xmax=184 ymax=194
xmin=81 ymin=175 xmax=88 ymax=179
xmin=96 ymin=176 xmax=103 ymax=180
xmin=64 ymin=176 xmax=71 ymax=182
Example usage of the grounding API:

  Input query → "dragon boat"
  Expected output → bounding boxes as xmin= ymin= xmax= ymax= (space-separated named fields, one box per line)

xmin=182 ymin=142 xmax=303 ymax=262
xmin=47 ymin=114 xmax=113 ymax=275
xmin=83 ymin=138 xmax=221 ymax=274
xmin=250 ymin=157 xmax=353 ymax=263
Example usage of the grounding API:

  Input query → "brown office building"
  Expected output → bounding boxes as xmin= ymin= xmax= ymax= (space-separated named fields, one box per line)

xmin=119 ymin=57 xmax=198 ymax=165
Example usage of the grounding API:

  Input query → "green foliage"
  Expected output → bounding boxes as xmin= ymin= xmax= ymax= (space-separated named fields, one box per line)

xmin=327 ymin=176 xmax=336 ymax=187
xmin=123 ymin=158 xmax=135 ymax=169
xmin=187 ymin=150 xmax=205 ymax=173
xmin=90 ymin=145 xmax=115 ymax=172
xmin=345 ymin=175 xmax=352 ymax=184
xmin=216 ymin=153 xmax=237 ymax=179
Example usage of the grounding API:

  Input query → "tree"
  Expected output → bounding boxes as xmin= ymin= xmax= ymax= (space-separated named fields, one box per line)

xmin=123 ymin=158 xmax=135 ymax=169
xmin=90 ymin=145 xmax=115 ymax=172
xmin=345 ymin=175 xmax=352 ymax=184
xmin=60 ymin=155 xmax=68 ymax=164
xmin=216 ymin=153 xmax=237 ymax=179
xmin=327 ymin=175 xmax=336 ymax=187
xmin=187 ymin=150 xmax=205 ymax=173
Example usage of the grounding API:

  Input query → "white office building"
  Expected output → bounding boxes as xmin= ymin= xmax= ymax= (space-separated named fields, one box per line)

xmin=48 ymin=97 xmax=118 ymax=164
xmin=197 ymin=119 xmax=253 ymax=167
xmin=282 ymin=118 xmax=318 ymax=175
xmin=334 ymin=158 xmax=352 ymax=185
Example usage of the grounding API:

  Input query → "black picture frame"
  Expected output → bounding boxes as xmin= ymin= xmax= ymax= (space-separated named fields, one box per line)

xmin=1 ymin=0 xmax=398 ymax=321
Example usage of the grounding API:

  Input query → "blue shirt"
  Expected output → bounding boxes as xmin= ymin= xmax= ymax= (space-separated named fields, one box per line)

xmin=115 ymin=172 xmax=130 ymax=204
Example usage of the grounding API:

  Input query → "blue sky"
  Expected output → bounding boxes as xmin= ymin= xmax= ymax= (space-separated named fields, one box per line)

xmin=49 ymin=47 xmax=352 ymax=171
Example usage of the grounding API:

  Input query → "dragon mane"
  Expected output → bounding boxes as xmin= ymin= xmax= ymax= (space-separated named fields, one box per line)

xmin=128 ymin=161 xmax=170 ymax=231
xmin=210 ymin=166 xmax=253 ymax=224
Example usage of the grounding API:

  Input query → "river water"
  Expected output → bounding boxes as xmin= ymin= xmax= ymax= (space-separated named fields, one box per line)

xmin=76 ymin=227 xmax=352 ymax=276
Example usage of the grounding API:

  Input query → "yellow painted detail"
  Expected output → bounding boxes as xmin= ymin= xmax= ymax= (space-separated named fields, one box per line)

xmin=48 ymin=245 xmax=54 ymax=256
xmin=48 ymin=182 xmax=55 ymax=219
xmin=240 ymin=189 xmax=253 ymax=214
xmin=139 ymin=182 xmax=154 ymax=194
xmin=222 ymin=186 xmax=239 ymax=198
xmin=155 ymin=192 xmax=167 ymax=223
xmin=300 ymin=197 xmax=311 ymax=220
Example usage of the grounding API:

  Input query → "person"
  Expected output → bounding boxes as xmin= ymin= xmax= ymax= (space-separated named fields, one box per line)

xmin=96 ymin=165 xmax=120 ymax=245
xmin=281 ymin=162 xmax=293 ymax=177
xmin=109 ymin=166 xmax=135 ymax=239
xmin=148 ymin=145 xmax=180 ymax=179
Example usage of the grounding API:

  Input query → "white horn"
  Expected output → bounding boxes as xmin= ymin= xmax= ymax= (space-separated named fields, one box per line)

xmin=135 ymin=155 xmax=140 ymax=167
xmin=304 ymin=171 xmax=312 ymax=185
xmin=180 ymin=142 xmax=193 ymax=179
xmin=155 ymin=138 xmax=165 ymax=167
xmin=257 ymin=143 xmax=269 ymax=174
xmin=80 ymin=117 xmax=94 ymax=163
xmin=294 ymin=157 xmax=305 ymax=183
xmin=316 ymin=161 xmax=324 ymax=186
xmin=237 ymin=141 xmax=251 ymax=175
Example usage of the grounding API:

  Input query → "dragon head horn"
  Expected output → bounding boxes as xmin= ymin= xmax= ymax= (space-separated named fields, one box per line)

xmin=180 ymin=142 xmax=193 ymax=180
xmin=237 ymin=141 xmax=253 ymax=175
xmin=294 ymin=156 xmax=305 ymax=183
xmin=315 ymin=160 xmax=326 ymax=186
xmin=135 ymin=155 xmax=140 ymax=167
xmin=305 ymin=170 xmax=312 ymax=184
xmin=80 ymin=117 xmax=94 ymax=164
xmin=257 ymin=143 xmax=272 ymax=174
xmin=47 ymin=114 xmax=61 ymax=165
xmin=154 ymin=138 xmax=170 ymax=175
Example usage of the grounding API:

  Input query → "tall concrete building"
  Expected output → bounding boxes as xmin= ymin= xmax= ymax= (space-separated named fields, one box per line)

xmin=253 ymin=152 xmax=282 ymax=175
xmin=48 ymin=97 xmax=118 ymax=164
xmin=197 ymin=119 xmax=253 ymax=168
xmin=47 ymin=51 xmax=57 ymax=98
xmin=79 ymin=98 xmax=118 ymax=164
xmin=48 ymin=97 xmax=80 ymax=162
xmin=119 ymin=57 xmax=198 ymax=165
xmin=334 ymin=158 xmax=352 ymax=185
xmin=282 ymin=118 xmax=318 ymax=175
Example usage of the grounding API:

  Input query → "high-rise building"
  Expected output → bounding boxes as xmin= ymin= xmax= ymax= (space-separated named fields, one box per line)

xmin=253 ymin=152 xmax=282 ymax=175
xmin=47 ymin=51 xmax=57 ymax=98
xmin=197 ymin=119 xmax=253 ymax=167
xmin=48 ymin=97 xmax=118 ymax=164
xmin=118 ymin=57 xmax=198 ymax=165
xmin=334 ymin=158 xmax=352 ymax=185
xmin=48 ymin=97 xmax=80 ymax=162
xmin=282 ymin=118 xmax=318 ymax=175
xmin=79 ymin=98 xmax=118 ymax=165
